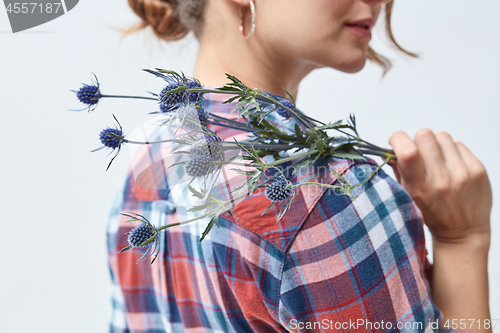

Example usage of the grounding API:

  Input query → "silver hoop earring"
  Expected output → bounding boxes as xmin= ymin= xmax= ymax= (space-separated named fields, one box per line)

xmin=239 ymin=0 xmax=255 ymax=40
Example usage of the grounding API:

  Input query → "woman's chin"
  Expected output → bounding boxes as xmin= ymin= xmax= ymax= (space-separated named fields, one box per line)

xmin=337 ymin=57 xmax=367 ymax=74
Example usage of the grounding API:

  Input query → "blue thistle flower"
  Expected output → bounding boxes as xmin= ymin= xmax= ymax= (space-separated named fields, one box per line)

xmin=160 ymin=102 xmax=169 ymax=114
xmin=99 ymin=128 xmax=123 ymax=150
xmin=265 ymin=177 xmax=293 ymax=203
xmin=159 ymin=79 xmax=204 ymax=113
xmin=185 ymin=146 xmax=213 ymax=178
xmin=171 ymin=103 xmax=208 ymax=132
xmin=275 ymin=100 xmax=295 ymax=119
xmin=119 ymin=212 xmax=160 ymax=264
xmin=127 ymin=223 xmax=155 ymax=247
xmin=202 ymin=131 xmax=224 ymax=161
xmin=71 ymin=73 xmax=101 ymax=112
xmin=92 ymin=114 xmax=125 ymax=170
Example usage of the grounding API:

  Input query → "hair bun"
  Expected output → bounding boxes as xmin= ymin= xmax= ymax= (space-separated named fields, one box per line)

xmin=127 ymin=0 xmax=190 ymax=41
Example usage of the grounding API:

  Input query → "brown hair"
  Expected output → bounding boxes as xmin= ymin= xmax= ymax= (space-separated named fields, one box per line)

xmin=124 ymin=0 xmax=418 ymax=75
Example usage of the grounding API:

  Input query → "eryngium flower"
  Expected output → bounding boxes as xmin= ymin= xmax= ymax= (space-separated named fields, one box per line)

xmin=120 ymin=212 xmax=160 ymax=264
xmin=275 ymin=100 xmax=295 ymax=119
xmin=265 ymin=177 xmax=293 ymax=202
xmin=171 ymin=103 xmax=208 ymax=132
xmin=185 ymin=146 xmax=213 ymax=178
xmin=127 ymin=223 xmax=155 ymax=247
xmin=99 ymin=127 xmax=124 ymax=149
xmin=77 ymin=84 xmax=100 ymax=105
xmin=160 ymin=80 xmax=204 ymax=113
xmin=72 ymin=73 xmax=101 ymax=112
xmin=203 ymin=132 xmax=224 ymax=161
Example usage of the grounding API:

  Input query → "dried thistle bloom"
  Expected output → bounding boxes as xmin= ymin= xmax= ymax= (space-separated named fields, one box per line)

xmin=120 ymin=212 xmax=161 ymax=264
xmin=202 ymin=131 xmax=224 ymax=161
xmin=265 ymin=177 xmax=293 ymax=203
xmin=92 ymin=114 xmax=125 ymax=170
xmin=160 ymin=79 xmax=204 ymax=113
xmin=99 ymin=128 xmax=124 ymax=150
xmin=164 ymin=103 xmax=208 ymax=133
xmin=275 ymin=99 xmax=295 ymax=119
xmin=185 ymin=146 xmax=213 ymax=178
xmin=72 ymin=73 xmax=101 ymax=112
xmin=127 ymin=223 xmax=155 ymax=247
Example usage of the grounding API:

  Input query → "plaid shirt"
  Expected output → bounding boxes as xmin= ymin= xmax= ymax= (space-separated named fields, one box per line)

xmin=107 ymin=88 xmax=457 ymax=333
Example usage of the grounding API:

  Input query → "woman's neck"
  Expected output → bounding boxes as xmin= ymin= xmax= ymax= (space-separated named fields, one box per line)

xmin=192 ymin=37 xmax=318 ymax=102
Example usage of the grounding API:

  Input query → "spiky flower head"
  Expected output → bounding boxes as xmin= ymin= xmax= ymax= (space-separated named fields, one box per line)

xmin=92 ymin=114 xmax=125 ymax=171
xmin=202 ymin=131 xmax=224 ymax=161
xmin=171 ymin=103 xmax=208 ymax=132
xmin=120 ymin=212 xmax=160 ymax=264
xmin=99 ymin=127 xmax=124 ymax=150
xmin=160 ymin=79 xmax=204 ymax=113
xmin=185 ymin=146 xmax=213 ymax=178
xmin=127 ymin=223 xmax=155 ymax=247
xmin=265 ymin=177 xmax=293 ymax=203
xmin=275 ymin=100 xmax=295 ymax=119
xmin=72 ymin=73 xmax=101 ymax=112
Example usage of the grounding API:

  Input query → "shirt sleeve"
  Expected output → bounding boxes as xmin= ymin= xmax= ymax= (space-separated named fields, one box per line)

xmin=277 ymin=161 xmax=455 ymax=333
xmin=107 ymin=190 xmax=131 ymax=333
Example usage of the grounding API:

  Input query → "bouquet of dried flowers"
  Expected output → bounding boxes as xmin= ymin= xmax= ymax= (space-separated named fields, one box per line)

xmin=72 ymin=68 xmax=397 ymax=263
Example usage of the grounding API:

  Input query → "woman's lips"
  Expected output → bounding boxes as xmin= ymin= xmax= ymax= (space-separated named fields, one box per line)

xmin=345 ymin=24 xmax=372 ymax=39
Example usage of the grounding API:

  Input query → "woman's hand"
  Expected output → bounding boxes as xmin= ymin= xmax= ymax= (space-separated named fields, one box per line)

xmin=388 ymin=128 xmax=492 ymax=333
xmin=388 ymin=129 xmax=492 ymax=245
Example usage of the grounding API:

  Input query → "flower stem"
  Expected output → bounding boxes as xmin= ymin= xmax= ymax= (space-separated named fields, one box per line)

xmin=266 ymin=150 xmax=318 ymax=166
xmin=291 ymin=182 xmax=345 ymax=190
xmin=100 ymin=94 xmax=158 ymax=101
xmin=207 ymin=121 xmax=256 ymax=132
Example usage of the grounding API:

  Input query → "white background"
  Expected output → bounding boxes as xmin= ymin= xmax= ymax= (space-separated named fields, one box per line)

xmin=1 ymin=0 xmax=499 ymax=332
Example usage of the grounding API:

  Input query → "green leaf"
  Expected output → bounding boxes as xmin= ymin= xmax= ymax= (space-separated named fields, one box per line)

xmin=333 ymin=153 xmax=367 ymax=161
xmin=186 ymin=202 xmax=214 ymax=212
xmin=229 ymin=168 xmax=259 ymax=176
xmin=223 ymin=95 xmax=241 ymax=104
xmin=199 ymin=216 xmax=217 ymax=243
xmin=261 ymin=201 xmax=275 ymax=216
xmin=188 ymin=184 xmax=205 ymax=199
xmin=295 ymin=123 xmax=303 ymax=139
xmin=283 ymin=88 xmax=296 ymax=104
xmin=316 ymin=140 xmax=325 ymax=155
xmin=305 ymin=128 xmax=320 ymax=139
xmin=156 ymin=69 xmax=182 ymax=77
xmin=166 ymin=161 xmax=186 ymax=170
xmin=119 ymin=245 xmax=133 ymax=253
xmin=317 ymin=120 xmax=343 ymax=130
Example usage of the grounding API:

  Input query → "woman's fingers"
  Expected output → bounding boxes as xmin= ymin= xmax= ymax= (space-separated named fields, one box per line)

xmin=388 ymin=131 xmax=425 ymax=187
xmin=412 ymin=129 xmax=449 ymax=184
xmin=455 ymin=141 xmax=487 ymax=180
xmin=435 ymin=132 xmax=470 ymax=188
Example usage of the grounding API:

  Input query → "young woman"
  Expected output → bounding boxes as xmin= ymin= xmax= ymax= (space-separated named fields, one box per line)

xmin=107 ymin=0 xmax=493 ymax=331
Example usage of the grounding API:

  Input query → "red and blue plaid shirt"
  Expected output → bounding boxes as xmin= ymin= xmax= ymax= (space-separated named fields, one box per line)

xmin=107 ymin=88 xmax=456 ymax=332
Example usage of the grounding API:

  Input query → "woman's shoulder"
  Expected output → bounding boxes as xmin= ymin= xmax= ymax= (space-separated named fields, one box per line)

xmin=215 ymin=155 xmax=381 ymax=253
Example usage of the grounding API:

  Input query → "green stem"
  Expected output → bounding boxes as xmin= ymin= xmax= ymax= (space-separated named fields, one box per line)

xmin=124 ymin=139 xmax=174 ymax=145
xmin=212 ymin=161 xmax=251 ymax=167
xmin=100 ymin=94 xmax=158 ymax=101
xmin=266 ymin=150 xmax=318 ymax=166
xmin=291 ymin=182 xmax=345 ymax=190
xmin=350 ymin=154 xmax=392 ymax=190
